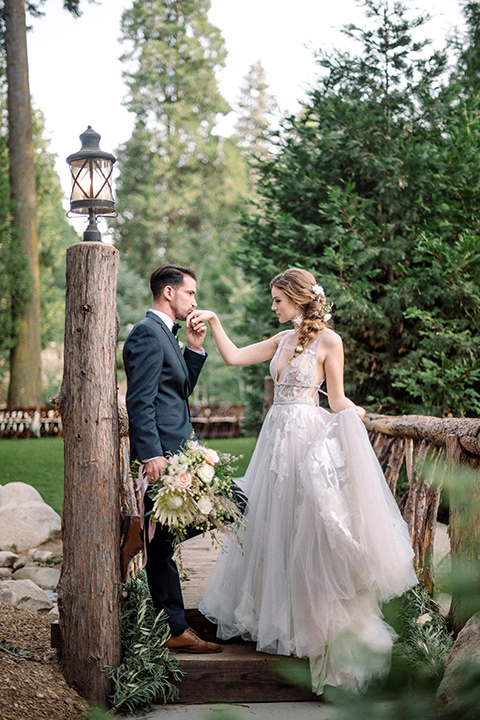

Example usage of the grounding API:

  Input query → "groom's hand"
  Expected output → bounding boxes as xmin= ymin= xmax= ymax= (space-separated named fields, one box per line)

xmin=144 ymin=456 xmax=167 ymax=483
xmin=185 ymin=312 xmax=207 ymax=352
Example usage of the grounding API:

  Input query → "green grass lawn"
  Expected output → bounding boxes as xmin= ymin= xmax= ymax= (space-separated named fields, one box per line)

xmin=0 ymin=436 xmax=256 ymax=516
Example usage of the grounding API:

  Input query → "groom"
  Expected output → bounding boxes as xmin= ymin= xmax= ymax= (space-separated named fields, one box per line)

xmin=122 ymin=263 xmax=221 ymax=653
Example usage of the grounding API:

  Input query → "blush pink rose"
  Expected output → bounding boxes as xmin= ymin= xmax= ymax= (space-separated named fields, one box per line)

xmin=202 ymin=448 xmax=219 ymax=466
xmin=173 ymin=472 xmax=193 ymax=490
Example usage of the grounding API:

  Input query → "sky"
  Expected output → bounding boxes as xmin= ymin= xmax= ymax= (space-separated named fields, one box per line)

xmin=25 ymin=0 xmax=466 ymax=235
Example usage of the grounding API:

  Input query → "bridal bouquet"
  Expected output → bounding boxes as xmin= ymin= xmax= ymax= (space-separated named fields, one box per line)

xmin=147 ymin=439 xmax=244 ymax=545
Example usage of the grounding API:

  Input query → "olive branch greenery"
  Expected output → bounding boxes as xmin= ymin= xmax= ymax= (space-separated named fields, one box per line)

xmin=107 ymin=570 xmax=183 ymax=715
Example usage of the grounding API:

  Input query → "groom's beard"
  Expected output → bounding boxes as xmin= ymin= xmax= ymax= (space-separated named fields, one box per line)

xmin=173 ymin=306 xmax=194 ymax=323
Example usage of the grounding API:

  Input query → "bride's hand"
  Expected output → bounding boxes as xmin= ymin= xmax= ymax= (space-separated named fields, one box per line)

xmin=190 ymin=309 xmax=217 ymax=326
xmin=354 ymin=405 xmax=366 ymax=419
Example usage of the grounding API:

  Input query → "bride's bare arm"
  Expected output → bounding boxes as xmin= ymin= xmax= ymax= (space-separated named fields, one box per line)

xmin=189 ymin=310 xmax=283 ymax=366
xmin=322 ymin=331 xmax=365 ymax=418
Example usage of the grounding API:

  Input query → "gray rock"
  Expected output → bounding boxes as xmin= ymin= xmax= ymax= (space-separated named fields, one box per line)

xmin=0 ymin=567 xmax=12 ymax=577
xmin=0 ymin=578 xmax=54 ymax=612
xmin=12 ymin=566 xmax=60 ymax=590
xmin=0 ymin=501 xmax=61 ymax=552
xmin=437 ymin=611 xmax=480 ymax=707
xmin=12 ymin=556 xmax=28 ymax=571
xmin=0 ymin=482 xmax=44 ymax=506
xmin=0 ymin=550 xmax=18 ymax=567
xmin=32 ymin=550 xmax=54 ymax=563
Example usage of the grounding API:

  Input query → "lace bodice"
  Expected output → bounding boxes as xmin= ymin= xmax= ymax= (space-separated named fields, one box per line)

xmin=270 ymin=330 xmax=326 ymax=405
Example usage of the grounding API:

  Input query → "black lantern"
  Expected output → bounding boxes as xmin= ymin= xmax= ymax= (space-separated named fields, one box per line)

xmin=66 ymin=126 xmax=116 ymax=242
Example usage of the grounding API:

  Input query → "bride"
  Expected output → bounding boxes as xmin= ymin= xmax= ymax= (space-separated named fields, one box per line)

xmin=190 ymin=268 xmax=417 ymax=694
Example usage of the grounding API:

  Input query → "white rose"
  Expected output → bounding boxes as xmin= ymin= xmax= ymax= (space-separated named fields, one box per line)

xmin=197 ymin=496 xmax=213 ymax=515
xmin=170 ymin=459 xmax=188 ymax=475
xmin=196 ymin=463 xmax=215 ymax=483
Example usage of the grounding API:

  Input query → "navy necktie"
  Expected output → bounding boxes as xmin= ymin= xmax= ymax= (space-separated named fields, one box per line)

xmin=172 ymin=323 xmax=181 ymax=337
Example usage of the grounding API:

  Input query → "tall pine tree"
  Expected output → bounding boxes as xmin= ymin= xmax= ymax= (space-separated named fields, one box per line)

xmin=236 ymin=0 xmax=480 ymax=417
xmin=115 ymin=0 xmax=234 ymax=271
xmin=114 ymin=0 xmax=250 ymax=402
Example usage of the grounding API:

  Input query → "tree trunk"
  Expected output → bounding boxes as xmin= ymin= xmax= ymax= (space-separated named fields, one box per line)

xmin=57 ymin=242 xmax=121 ymax=704
xmin=4 ymin=0 xmax=43 ymax=408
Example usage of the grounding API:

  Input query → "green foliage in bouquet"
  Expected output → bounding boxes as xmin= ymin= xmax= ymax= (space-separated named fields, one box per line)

xmin=108 ymin=570 xmax=182 ymax=715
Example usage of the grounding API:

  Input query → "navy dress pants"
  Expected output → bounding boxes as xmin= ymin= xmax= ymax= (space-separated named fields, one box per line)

xmin=143 ymin=483 xmax=248 ymax=636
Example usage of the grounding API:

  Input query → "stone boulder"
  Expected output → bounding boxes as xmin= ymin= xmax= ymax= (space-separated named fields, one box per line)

xmin=0 ymin=481 xmax=61 ymax=552
xmin=0 ymin=579 xmax=53 ymax=613
xmin=0 ymin=481 xmax=43 ymax=505
xmin=437 ymin=612 xmax=480 ymax=708
xmin=12 ymin=566 xmax=60 ymax=590
xmin=0 ymin=550 xmax=18 ymax=567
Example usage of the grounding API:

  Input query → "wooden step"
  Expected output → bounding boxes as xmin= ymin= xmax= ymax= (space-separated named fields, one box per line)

xmin=172 ymin=641 xmax=317 ymax=703
xmin=172 ymin=609 xmax=317 ymax=703
xmin=173 ymin=538 xmax=318 ymax=703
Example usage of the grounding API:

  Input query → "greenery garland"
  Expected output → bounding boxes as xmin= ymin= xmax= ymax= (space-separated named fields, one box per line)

xmin=108 ymin=570 xmax=183 ymax=715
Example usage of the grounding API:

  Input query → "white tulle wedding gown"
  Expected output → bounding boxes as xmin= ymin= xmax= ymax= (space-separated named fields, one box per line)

xmin=199 ymin=330 xmax=417 ymax=694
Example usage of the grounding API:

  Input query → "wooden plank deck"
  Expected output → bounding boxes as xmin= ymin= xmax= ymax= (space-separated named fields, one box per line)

xmin=174 ymin=535 xmax=317 ymax=704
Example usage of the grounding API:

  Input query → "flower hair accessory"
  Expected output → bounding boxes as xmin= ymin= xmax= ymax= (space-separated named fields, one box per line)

xmin=311 ymin=284 xmax=325 ymax=297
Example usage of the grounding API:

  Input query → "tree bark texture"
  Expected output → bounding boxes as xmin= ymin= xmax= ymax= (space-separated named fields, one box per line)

xmin=5 ymin=0 xmax=43 ymax=407
xmin=364 ymin=413 xmax=480 ymax=456
xmin=57 ymin=242 xmax=121 ymax=704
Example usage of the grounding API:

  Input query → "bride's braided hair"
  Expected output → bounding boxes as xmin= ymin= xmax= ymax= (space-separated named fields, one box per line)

xmin=270 ymin=269 xmax=332 ymax=362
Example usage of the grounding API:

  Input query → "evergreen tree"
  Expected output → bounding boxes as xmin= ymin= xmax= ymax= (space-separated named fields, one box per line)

xmin=115 ymin=0 xmax=232 ymax=270
xmin=236 ymin=0 xmax=480 ymax=418
xmin=114 ymin=0 xmax=250 ymax=403
xmin=0 ymin=0 xmax=86 ymax=407
xmin=234 ymin=60 xmax=278 ymax=191
xmin=33 ymin=110 xmax=78 ymax=349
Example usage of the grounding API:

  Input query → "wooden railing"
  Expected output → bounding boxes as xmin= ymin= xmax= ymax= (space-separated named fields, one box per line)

xmin=364 ymin=413 xmax=480 ymax=628
xmin=190 ymin=403 xmax=245 ymax=439
xmin=0 ymin=407 xmax=63 ymax=438
xmin=0 ymin=403 xmax=245 ymax=441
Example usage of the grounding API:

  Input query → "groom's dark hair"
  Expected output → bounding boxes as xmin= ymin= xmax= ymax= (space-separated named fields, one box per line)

xmin=150 ymin=264 xmax=196 ymax=299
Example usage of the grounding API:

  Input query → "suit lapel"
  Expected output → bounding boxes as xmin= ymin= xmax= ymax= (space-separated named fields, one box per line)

xmin=146 ymin=311 xmax=189 ymax=380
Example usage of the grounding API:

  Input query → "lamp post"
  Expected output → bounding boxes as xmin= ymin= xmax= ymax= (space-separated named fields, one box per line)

xmin=66 ymin=125 xmax=116 ymax=241
xmin=58 ymin=128 xmax=121 ymax=703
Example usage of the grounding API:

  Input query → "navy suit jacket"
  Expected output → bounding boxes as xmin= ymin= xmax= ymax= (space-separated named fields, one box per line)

xmin=123 ymin=311 xmax=207 ymax=461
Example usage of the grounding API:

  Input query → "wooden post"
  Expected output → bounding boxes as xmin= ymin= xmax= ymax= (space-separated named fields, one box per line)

xmin=57 ymin=242 xmax=121 ymax=703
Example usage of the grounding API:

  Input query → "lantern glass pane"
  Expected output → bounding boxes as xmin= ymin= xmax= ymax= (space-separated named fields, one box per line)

xmin=69 ymin=158 xmax=115 ymax=214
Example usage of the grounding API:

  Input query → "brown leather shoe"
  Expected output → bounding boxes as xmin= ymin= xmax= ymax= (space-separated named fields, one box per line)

xmin=164 ymin=627 xmax=222 ymax=653
xmin=121 ymin=515 xmax=144 ymax=582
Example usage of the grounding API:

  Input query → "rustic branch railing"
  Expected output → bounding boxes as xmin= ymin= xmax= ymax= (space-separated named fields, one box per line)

xmin=0 ymin=403 xmax=245 ymax=440
xmin=364 ymin=413 xmax=480 ymax=608
xmin=0 ymin=407 xmax=63 ymax=437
